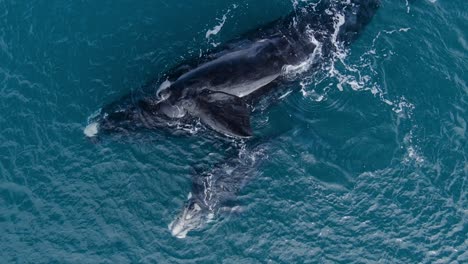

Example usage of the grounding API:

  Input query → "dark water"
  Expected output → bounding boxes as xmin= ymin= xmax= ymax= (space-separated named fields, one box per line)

xmin=1 ymin=0 xmax=466 ymax=263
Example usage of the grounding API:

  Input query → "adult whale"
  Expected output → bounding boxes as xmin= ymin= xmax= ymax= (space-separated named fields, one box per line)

xmin=164 ymin=0 xmax=379 ymax=238
xmin=84 ymin=0 xmax=380 ymax=139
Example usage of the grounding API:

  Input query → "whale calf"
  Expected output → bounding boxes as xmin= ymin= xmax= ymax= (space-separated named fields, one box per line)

xmin=84 ymin=0 xmax=380 ymax=139
xmin=169 ymin=143 xmax=267 ymax=238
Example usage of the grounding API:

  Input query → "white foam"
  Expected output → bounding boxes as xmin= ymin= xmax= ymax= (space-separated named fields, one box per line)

xmin=282 ymin=27 xmax=323 ymax=82
xmin=205 ymin=13 xmax=228 ymax=39
xmin=84 ymin=122 xmax=99 ymax=137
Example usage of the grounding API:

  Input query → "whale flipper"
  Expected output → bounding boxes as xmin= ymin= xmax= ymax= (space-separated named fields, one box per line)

xmin=195 ymin=90 xmax=252 ymax=138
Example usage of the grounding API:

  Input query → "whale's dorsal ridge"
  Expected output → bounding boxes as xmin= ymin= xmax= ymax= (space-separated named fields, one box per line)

xmin=194 ymin=90 xmax=252 ymax=138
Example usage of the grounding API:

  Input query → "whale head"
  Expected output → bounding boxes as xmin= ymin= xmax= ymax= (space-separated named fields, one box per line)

xmin=169 ymin=199 xmax=213 ymax=239
xmin=83 ymin=95 xmax=185 ymax=139
xmin=84 ymin=87 xmax=253 ymax=139
xmin=83 ymin=104 xmax=141 ymax=138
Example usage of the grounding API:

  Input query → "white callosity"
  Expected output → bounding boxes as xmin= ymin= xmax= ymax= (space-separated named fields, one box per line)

xmin=84 ymin=122 xmax=99 ymax=137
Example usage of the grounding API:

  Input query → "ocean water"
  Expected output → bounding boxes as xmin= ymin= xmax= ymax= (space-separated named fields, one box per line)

xmin=0 ymin=0 xmax=466 ymax=263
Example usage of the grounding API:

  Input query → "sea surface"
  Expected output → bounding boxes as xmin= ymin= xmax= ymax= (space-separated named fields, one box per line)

xmin=0 ymin=0 xmax=466 ymax=263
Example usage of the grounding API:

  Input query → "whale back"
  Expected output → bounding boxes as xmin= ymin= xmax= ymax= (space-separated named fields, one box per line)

xmin=170 ymin=37 xmax=292 ymax=98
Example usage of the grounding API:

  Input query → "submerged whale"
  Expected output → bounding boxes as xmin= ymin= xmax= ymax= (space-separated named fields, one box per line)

xmin=170 ymin=142 xmax=267 ymax=238
xmin=84 ymin=0 xmax=380 ymax=139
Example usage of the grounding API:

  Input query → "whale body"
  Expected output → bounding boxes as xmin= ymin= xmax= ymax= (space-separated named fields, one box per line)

xmin=84 ymin=0 xmax=380 ymax=139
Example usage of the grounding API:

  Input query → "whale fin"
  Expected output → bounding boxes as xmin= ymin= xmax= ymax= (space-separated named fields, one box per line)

xmin=195 ymin=90 xmax=253 ymax=138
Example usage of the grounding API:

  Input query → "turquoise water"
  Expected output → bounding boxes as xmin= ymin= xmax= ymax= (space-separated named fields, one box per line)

xmin=1 ymin=0 xmax=466 ymax=262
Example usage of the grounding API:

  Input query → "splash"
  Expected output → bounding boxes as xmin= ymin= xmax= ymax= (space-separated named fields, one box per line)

xmin=403 ymin=127 xmax=426 ymax=165
xmin=282 ymin=27 xmax=323 ymax=78
xmin=205 ymin=5 xmax=238 ymax=47
xmin=205 ymin=14 xmax=228 ymax=40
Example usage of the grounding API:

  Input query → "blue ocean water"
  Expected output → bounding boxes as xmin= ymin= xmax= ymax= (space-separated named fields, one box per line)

xmin=0 ymin=0 xmax=466 ymax=263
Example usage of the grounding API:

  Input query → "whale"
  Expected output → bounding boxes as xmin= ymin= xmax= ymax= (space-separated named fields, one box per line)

xmin=165 ymin=0 xmax=380 ymax=238
xmin=83 ymin=0 xmax=380 ymax=238
xmin=169 ymin=142 xmax=267 ymax=238
xmin=84 ymin=0 xmax=380 ymax=139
